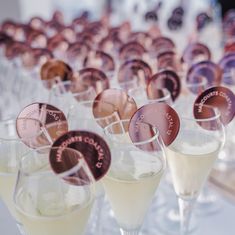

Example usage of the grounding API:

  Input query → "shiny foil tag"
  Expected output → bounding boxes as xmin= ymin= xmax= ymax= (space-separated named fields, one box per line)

xmin=16 ymin=103 xmax=68 ymax=148
xmin=129 ymin=103 xmax=180 ymax=150
xmin=128 ymin=32 xmax=152 ymax=49
xmin=219 ymin=52 xmax=235 ymax=85
xmin=150 ymin=36 xmax=175 ymax=56
xmin=76 ymin=67 xmax=110 ymax=94
xmin=147 ymin=70 xmax=181 ymax=101
xmin=50 ymin=130 xmax=111 ymax=184
xmin=99 ymin=35 xmax=123 ymax=55
xmin=83 ymin=50 xmax=115 ymax=73
xmin=40 ymin=59 xmax=73 ymax=88
xmin=194 ymin=86 xmax=235 ymax=127
xmin=182 ymin=42 xmax=211 ymax=65
xmin=93 ymin=88 xmax=137 ymax=131
xmin=187 ymin=61 xmax=222 ymax=88
xmin=119 ymin=41 xmax=146 ymax=61
xmin=118 ymin=59 xmax=152 ymax=86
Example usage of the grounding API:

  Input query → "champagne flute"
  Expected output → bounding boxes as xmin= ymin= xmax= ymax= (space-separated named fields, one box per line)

xmin=103 ymin=119 xmax=166 ymax=235
xmin=67 ymin=100 xmax=120 ymax=235
xmin=0 ymin=117 xmax=49 ymax=234
xmin=166 ymin=109 xmax=225 ymax=235
xmin=13 ymin=146 xmax=95 ymax=235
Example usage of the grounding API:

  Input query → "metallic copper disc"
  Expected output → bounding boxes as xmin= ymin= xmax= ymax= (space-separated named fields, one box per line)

xmin=93 ymin=88 xmax=138 ymax=131
xmin=194 ymin=86 xmax=235 ymax=126
xmin=129 ymin=103 xmax=180 ymax=149
xmin=219 ymin=52 xmax=235 ymax=85
xmin=76 ymin=68 xmax=110 ymax=94
xmin=50 ymin=130 xmax=111 ymax=184
xmin=83 ymin=50 xmax=115 ymax=73
xmin=47 ymin=34 xmax=69 ymax=53
xmin=150 ymin=36 xmax=175 ymax=56
xmin=118 ymin=59 xmax=152 ymax=86
xmin=40 ymin=59 xmax=73 ymax=88
xmin=16 ymin=103 xmax=68 ymax=148
xmin=182 ymin=42 xmax=211 ymax=65
xmin=147 ymin=70 xmax=181 ymax=101
xmin=187 ymin=61 xmax=222 ymax=88
xmin=119 ymin=41 xmax=146 ymax=61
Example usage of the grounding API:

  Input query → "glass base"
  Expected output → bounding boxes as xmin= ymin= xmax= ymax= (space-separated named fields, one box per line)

xmin=151 ymin=205 xmax=197 ymax=235
xmin=195 ymin=188 xmax=222 ymax=216
xmin=16 ymin=221 xmax=27 ymax=235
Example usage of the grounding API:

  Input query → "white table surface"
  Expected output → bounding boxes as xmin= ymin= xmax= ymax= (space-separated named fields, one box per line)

xmin=1 ymin=193 xmax=235 ymax=235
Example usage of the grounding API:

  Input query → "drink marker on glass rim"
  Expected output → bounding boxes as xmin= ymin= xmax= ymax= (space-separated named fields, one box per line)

xmin=118 ymin=59 xmax=152 ymax=87
xmin=16 ymin=102 xmax=68 ymax=148
xmin=93 ymin=88 xmax=138 ymax=131
xmin=194 ymin=86 xmax=235 ymax=126
xmin=147 ymin=70 xmax=181 ymax=101
xmin=50 ymin=130 xmax=111 ymax=184
xmin=128 ymin=102 xmax=180 ymax=149
xmin=75 ymin=67 xmax=110 ymax=94
xmin=40 ymin=59 xmax=73 ymax=89
xmin=187 ymin=61 xmax=222 ymax=89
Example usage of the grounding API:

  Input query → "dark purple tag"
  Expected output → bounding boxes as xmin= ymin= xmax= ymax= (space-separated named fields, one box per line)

xmin=182 ymin=42 xmax=211 ymax=65
xmin=50 ymin=130 xmax=111 ymax=184
xmin=219 ymin=52 xmax=235 ymax=85
xmin=147 ymin=70 xmax=181 ymax=101
xmin=187 ymin=61 xmax=222 ymax=88
xmin=194 ymin=86 xmax=235 ymax=126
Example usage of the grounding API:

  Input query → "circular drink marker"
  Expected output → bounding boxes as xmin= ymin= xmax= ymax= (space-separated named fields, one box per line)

xmin=182 ymin=42 xmax=211 ymax=65
xmin=67 ymin=42 xmax=90 ymax=61
xmin=129 ymin=103 xmax=180 ymax=149
xmin=150 ymin=36 xmax=175 ymax=56
xmin=219 ymin=52 xmax=235 ymax=85
xmin=76 ymin=67 xmax=109 ymax=94
xmin=147 ymin=70 xmax=181 ymax=101
xmin=118 ymin=59 xmax=152 ymax=86
xmin=187 ymin=61 xmax=222 ymax=88
xmin=93 ymin=88 xmax=137 ymax=130
xmin=99 ymin=35 xmax=123 ymax=55
xmin=5 ymin=41 xmax=30 ymax=59
xmin=26 ymin=29 xmax=47 ymax=48
xmin=128 ymin=32 xmax=152 ymax=49
xmin=194 ymin=86 xmax=235 ymax=126
xmin=119 ymin=41 xmax=146 ymax=61
xmin=29 ymin=16 xmax=45 ymax=30
xmin=224 ymin=42 xmax=235 ymax=53
xmin=83 ymin=50 xmax=115 ymax=73
xmin=47 ymin=34 xmax=69 ymax=53
xmin=16 ymin=103 xmax=68 ymax=148
xmin=40 ymin=59 xmax=73 ymax=88
xmin=157 ymin=50 xmax=180 ymax=71
xmin=50 ymin=130 xmax=111 ymax=184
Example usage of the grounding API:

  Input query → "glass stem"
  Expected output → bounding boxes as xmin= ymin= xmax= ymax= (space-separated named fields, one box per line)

xmin=120 ymin=229 xmax=139 ymax=235
xmin=178 ymin=197 xmax=196 ymax=235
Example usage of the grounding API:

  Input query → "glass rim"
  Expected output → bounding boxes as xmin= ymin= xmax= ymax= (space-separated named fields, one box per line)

xmin=0 ymin=117 xmax=45 ymax=142
xmin=19 ymin=145 xmax=89 ymax=179
xmin=104 ymin=119 xmax=162 ymax=147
